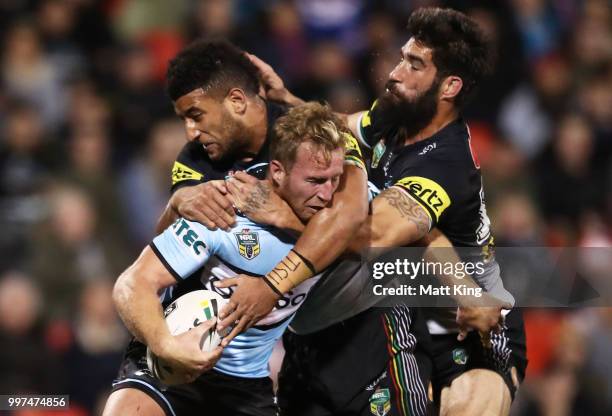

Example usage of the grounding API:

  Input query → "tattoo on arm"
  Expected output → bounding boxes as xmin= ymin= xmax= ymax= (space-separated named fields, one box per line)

xmin=381 ymin=188 xmax=430 ymax=238
xmin=243 ymin=181 xmax=271 ymax=213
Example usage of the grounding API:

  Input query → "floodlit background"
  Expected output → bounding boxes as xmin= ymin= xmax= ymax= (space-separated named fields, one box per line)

xmin=0 ymin=0 xmax=611 ymax=414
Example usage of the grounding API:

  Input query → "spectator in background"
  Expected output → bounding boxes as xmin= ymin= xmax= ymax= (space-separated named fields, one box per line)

xmin=2 ymin=21 xmax=66 ymax=130
xmin=535 ymin=113 xmax=604 ymax=236
xmin=295 ymin=0 xmax=365 ymax=52
xmin=489 ymin=191 xmax=556 ymax=303
xmin=0 ymin=271 xmax=63 ymax=394
xmin=480 ymin=139 xmax=530 ymax=204
xmin=64 ymin=279 xmax=128 ymax=414
xmin=515 ymin=319 xmax=607 ymax=416
xmin=578 ymin=70 xmax=612 ymax=164
xmin=464 ymin=4 xmax=526 ymax=122
xmin=63 ymin=79 xmax=112 ymax=143
xmin=571 ymin=0 xmax=612 ymax=74
xmin=111 ymin=44 xmax=171 ymax=158
xmin=28 ymin=184 xmax=129 ymax=319
xmin=355 ymin=11 xmax=401 ymax=99
xmin=294 ymin=40 xmax=355 ymax=100
xmin=61 ymin=128 xmax=129 ymax=251
xmin=583 ymin=308 xmax=612 ymax=415
xmin=35 ymin=0 xmax=84 ymax=82
xmin=511 ymin=0 xmax=562 ymax=63
xmin=253 ymin=1 xmax=309 ymax=87
xmin=189 ymin=0 xmax=237 ymax=39
xmin=0 ymin=101 xmax=53 ymax=270
xmin=498 ymin=66 xmax=553 ymax=159
xmin=118 ymin=119 xmax=185 ymax=248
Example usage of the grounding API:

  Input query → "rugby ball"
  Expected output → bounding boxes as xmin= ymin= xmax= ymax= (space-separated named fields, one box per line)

xmin=146 ymin=290 xmax=229 ymax=385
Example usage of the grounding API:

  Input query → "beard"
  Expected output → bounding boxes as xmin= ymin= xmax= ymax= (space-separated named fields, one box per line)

xmin=214 ymin=109 xmax=251 ymax=163
xmin=372 ymin=78 xmax=441 ymax=141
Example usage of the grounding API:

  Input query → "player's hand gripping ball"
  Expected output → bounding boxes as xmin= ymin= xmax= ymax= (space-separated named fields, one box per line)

xmin=146 ymin=290 xmax=230 ymax=385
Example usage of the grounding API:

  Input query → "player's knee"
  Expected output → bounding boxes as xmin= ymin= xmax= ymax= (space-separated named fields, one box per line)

xmin=102 ymin=388 xmax=166 ymax=416
xmin=440 ymin=370 xmax=510 ymax=416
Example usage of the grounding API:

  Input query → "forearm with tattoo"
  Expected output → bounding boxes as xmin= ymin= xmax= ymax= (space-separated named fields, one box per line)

xmin=347 ymin=187 xmax=431 ymax=251
xmin=381 ymin=187 xmax=430 ymax=237
xmin=241 ymin=181 xmax=271 ymax=215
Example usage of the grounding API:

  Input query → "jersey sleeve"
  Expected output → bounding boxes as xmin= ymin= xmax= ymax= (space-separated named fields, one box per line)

xmin=392 ymin=164 xmax=456 ymax=228
xmin=170 ymin=142 xmax=207 ymax=193
xmin=356 ymin=100 xmax=384 ymax=148
xmin=342 ymin=132 xmax=366 ymax=172
xmin=150 ymin=218 xmax=220 ymax=281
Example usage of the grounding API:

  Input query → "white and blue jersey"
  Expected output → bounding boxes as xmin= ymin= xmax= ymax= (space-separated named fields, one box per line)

xmin=150 ymin=216 xmax=321 ymax=378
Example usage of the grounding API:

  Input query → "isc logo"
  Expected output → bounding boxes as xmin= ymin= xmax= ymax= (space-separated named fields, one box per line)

xmin=172 ymin=219 xmax=207 ymax=255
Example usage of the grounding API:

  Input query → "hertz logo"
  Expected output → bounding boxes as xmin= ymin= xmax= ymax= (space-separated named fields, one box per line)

xmin=395 ymin=176 xmax=451 ymax=222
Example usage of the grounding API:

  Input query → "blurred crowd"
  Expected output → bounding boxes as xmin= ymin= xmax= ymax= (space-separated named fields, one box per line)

xmin=0 ymin=0 xmax=610 ymax=414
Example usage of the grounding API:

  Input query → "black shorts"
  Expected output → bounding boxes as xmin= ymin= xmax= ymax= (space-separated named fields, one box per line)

xmin=278 ymin=306 xmax=431 ymax=416
xmin=111 ymin=339 xmax=277 ymax=416
xmin=429 ymin=307 xmax=528 ymax=403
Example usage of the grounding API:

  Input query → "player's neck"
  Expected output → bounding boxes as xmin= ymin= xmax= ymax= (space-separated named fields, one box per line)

xmin=403 ymin=107 xmax=459 ymax=146
xmin=241 ymin=96 xmax=268 ymax=159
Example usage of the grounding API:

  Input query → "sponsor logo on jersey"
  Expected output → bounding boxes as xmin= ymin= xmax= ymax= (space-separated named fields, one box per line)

xmin=234 ymin=229 xmax=260 ymax=260
xmin=452 ymin=348 xmax=468 ymax=365
xmin=369 ymin=388 xmax=391 ymax=416
xmin=171 ymin=161 xmax=204 ymax=185
xmin=172 ymin=218 xmax=207 ymax=256
xmin=418 ymin=142 xmax=437 ymax=155
xmin=371 ymin=140 xmax=386 ymax=169
xmin=366 ymin=371 xmax=388 ymax=391
xmin=395 ymin=176 xmax=451 ymax=222
xmin=396 ymin=176 xmax=451 ymax=221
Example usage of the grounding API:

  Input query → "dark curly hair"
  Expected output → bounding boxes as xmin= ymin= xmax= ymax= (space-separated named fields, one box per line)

xmin=407 ymin=7 xmax=494 ymax=107
xmin=166 ymin=39 xmax=260 ymax=101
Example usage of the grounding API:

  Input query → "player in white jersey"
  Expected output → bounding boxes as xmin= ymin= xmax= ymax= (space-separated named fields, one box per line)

xmin=103 ymin=103 xmax=349 ymax=416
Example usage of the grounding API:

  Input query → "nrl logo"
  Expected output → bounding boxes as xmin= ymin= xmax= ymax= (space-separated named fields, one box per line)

xmin=452 ymin=348 xmax=468 ymax=365
xmin=369 ymin=388 xmax=391 ymax=416
xmin=234 ymin=229 xmax=260 ymax=260
xmin=371 ymin=139 xmax=386 ymax=169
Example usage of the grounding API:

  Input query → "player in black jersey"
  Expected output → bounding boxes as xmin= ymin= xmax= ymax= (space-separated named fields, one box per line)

xmin=247 ymin=7 xmax=526 ymax=416
xmin=103 ymin=39 xmax=369 ymax=416
xmin=156 ymin=40 xmax=368 ymax=343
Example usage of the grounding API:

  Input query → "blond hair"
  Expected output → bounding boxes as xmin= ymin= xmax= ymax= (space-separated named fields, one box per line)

xmin=270 ymin=102 xmax=347 ymax=169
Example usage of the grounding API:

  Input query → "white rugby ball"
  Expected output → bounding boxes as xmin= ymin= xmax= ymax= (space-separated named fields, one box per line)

xmin=146 ymin=289 xmax=229 ymax=385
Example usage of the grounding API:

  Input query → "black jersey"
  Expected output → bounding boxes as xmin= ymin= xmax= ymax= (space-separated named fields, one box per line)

xmin=357 ymin=101 xmax=493 ymax=249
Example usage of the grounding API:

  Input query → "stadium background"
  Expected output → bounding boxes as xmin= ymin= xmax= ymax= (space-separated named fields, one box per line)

xmin=0 ymin=0 xmax=610 ymax=414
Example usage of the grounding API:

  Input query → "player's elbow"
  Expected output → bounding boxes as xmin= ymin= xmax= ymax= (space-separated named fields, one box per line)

xmin=335 ymin=185 xmax=369 ymax=229
xmin=331 ymin=198 xmax=368 ymax=240
xmin=113 ymin=269 xmax=136 ymax=311
xmin=341 ymin=197 xmax=368 ymax=228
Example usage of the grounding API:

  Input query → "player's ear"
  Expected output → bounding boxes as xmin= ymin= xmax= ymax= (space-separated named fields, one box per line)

xmin=226 ymin=88 xmax=247 ymax=115
xmin=440 ymin=76 xmax=463 ymax=101
xmin=269 ymin=160 xmax=286 ymax=186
